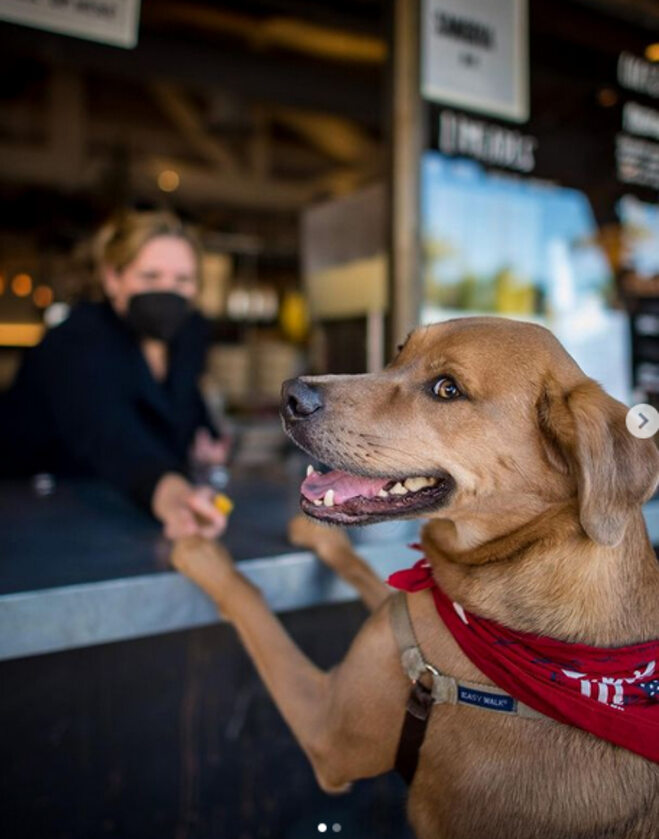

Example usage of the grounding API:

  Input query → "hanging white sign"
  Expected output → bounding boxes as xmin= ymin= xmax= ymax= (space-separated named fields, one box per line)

xmin=421 ymin=0 xmax=529 ymax=122
xmin=0 ymin=0 xmax=141 ymax=49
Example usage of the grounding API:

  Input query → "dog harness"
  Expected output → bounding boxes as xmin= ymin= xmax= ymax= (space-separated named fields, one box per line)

xmin=388 ymin=557 xmax=659 ymax=784
xmin=389 ymin=589 xmax=544 ymax=783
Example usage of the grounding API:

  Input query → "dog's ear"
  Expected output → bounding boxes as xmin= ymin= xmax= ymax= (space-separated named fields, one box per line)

xmin=538 ymin=377 xmax=659 ymax=546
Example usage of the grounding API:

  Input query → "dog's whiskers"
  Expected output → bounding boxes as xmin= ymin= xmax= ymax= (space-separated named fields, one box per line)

xmin=357 ymin=434 xmax=419 ymax=460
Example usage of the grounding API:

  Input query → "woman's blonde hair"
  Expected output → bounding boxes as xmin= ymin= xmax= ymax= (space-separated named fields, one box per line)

xmin=94 ymin=210 xmax=203 ymax=275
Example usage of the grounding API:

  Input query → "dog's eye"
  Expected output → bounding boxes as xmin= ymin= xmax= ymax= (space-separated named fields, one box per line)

xmin=432 ymin=377 xmax=461 ymax=400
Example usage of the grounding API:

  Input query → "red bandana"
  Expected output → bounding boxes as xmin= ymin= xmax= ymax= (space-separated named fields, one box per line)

xmin=388 ymin=557 xmax=659 ymax=764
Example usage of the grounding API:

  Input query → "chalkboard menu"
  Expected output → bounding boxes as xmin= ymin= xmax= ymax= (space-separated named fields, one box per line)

xmin=423 ymin=0 xmax=659 ymax=225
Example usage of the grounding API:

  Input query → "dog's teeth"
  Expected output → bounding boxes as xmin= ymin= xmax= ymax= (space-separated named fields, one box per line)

xmin=313 ymin=499 xmax=322 ymax=506
xmin=377 ymin=488 xmax=389 ymax=498
xmin=306 ymin=464 xmax=314 ymax=477
xmin=390 ymin=482 xmax=408 ymax=496
xmin=323 ymin=489 xmax=335 ymax=507
xmin=404 ymin=477 xmax=430 ymax=492
xmin=427 ymin=477 xmax=437 ymax=486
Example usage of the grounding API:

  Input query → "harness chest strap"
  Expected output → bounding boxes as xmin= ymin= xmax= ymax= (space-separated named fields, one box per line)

xmin=389 ymin=590 xmax=545 ymax=784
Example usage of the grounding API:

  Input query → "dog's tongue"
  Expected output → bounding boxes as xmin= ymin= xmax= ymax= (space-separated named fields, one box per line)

xmin=301 ymin=469 xmax=389 ymax=504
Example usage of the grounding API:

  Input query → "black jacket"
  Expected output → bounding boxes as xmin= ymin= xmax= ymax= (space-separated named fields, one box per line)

xmin=0 ymin=301 xmax=217 ymax=509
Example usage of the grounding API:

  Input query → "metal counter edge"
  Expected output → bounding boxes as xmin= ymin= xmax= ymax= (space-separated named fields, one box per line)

xmin=2 ymin=498 xmax=658 ymax=663
xmin=0 ymin=543 xmax=411 ymax=662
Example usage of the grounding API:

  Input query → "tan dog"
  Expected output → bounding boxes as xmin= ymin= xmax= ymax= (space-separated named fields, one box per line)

xmin=173 ymin=317 xmax=659 ymax=839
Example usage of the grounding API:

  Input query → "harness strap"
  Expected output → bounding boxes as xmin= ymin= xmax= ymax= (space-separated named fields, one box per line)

xmin=389 ymin=591 xmax=545 ymax=784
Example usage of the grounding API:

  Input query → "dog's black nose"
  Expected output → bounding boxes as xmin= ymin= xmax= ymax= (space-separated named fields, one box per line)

xmin=281 ymin=378 xmax=324 ymax=421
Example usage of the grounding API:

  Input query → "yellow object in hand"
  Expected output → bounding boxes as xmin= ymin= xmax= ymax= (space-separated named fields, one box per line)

xmin=213 ymin=492 xmax=234 ymax=516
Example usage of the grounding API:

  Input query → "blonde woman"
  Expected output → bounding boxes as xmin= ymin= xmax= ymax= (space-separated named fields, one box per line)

xmin=1 ymin=211 xmax=228 ymax=540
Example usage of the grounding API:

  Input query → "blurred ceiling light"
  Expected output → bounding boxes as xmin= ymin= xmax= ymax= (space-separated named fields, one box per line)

xmin=597 ymin=87 xmax=618 ymax=107
xmin=33 ymin=285 xmax=54 ymax=309
xmin=12 ymin=273 xmax=33 ymax=297
xmin=158 ymin=169 xmax=180 ymax=192
xmin=645 ymin=43 xmax=659 ymax=62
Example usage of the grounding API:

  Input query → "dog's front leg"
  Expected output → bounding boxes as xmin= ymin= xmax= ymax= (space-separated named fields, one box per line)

xmin=172 ymin=536 xmax=407 ymax=792
xmin=288 ymin=515 xmax=391 ymax=612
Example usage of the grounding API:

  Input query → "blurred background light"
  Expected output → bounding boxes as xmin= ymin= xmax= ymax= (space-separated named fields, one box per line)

xmin=32 ymin=285 xmax=54 ymax=309
xmin=157 ymin=169 xmax=180 ymax=192
xmin=597 ymin=87 xmax=618 ymax=107
xmin=645 ymin=43 xmax=659 ymax=62
xmin=11 ymin=273 xmax=33 ymax=297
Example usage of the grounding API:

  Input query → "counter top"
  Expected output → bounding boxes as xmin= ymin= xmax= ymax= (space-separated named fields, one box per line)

xmin=1 ymin=476 xmax=658 ymax=663
xmin=0 ymin=473 xmax=301 ymax=595
xmin=0 ymin=474 xmax=418 ymax=662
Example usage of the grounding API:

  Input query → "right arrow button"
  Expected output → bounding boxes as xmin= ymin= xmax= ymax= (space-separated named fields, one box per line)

xmin=626 ymin=404 xmax=659 ymax=439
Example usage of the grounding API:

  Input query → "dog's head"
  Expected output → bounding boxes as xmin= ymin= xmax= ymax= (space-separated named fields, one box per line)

xmin=281 ymin=318 xmax=659 ymax=546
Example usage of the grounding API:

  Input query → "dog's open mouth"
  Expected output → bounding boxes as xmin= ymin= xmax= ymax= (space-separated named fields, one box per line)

xmin=300 ymin=466 xmax=454 ymax=525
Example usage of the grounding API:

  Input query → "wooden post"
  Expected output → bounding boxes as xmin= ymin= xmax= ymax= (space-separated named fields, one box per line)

xmin=366 ymin=310 xmax=385 ymax=373
xmin=390 ymin=0 xmax=422 ymax=353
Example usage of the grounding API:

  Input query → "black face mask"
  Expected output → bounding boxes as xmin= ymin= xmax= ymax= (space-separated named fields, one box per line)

xmin=124 ymin=292 xmax=191 ymax=343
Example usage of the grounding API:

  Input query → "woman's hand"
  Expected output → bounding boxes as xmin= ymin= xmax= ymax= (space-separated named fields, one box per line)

xmin=152 ymin=473 xmax=227 ymax=540
xmin=191 ymin=428 xmax=230 ymax=467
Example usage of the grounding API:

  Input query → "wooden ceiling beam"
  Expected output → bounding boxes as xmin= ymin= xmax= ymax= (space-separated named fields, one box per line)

xmin=0 ymin=26 xmax=383 ymax=129
xmin=142 ymin=3 xmax=386 ymax=65
xmin=269 ymin=106 xmax=379 ymax=166
xmin=138 ymin=156 xmax=317 ymax=210
xmin=150 ymin=82 xmax=241 ymax=173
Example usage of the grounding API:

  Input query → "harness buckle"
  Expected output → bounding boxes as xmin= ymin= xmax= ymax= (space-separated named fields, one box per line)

xmin=431 ymin=671 xmax=459 ymax=704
